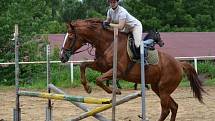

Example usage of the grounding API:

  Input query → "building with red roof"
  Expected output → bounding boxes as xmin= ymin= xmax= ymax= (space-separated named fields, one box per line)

xmin=48 ymin=32 xmax=215 ymax=61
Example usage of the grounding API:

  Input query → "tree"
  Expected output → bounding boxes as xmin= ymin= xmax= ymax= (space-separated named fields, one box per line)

xmin=61 ymin=0 xmax=87 ymax=22
xmin=0 ymin=0 xmax=55 ymax=84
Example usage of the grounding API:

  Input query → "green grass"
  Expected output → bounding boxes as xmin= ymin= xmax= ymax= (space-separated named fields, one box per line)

xmin=0 ymin=86 xmax=14 ymax=91
xmin=179 ymin=78 xmax=190 ymax=87
xmin=198 ymin=61 xmax=215 ymax=78
xmin=179 ymin=77 xmax=215 ymax=87
xmin=179 ymin=61 xmax=215 ymax=87
xmin=203 ymin=78 xmax=215 ymax=85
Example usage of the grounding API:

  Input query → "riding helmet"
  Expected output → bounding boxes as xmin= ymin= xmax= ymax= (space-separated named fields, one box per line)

xmin=107 ymin=0 xmax=119 ymax=3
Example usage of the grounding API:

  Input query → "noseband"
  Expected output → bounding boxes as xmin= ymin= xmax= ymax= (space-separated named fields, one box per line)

xmin=61 ymin=27 xmax=94 ymax=59
xmin=61 ymin=28 xmax=77 ymax=58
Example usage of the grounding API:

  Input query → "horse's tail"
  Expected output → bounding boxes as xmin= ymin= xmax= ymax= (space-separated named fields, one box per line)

xmin=181 ymin=62 xmax=206 ymax=103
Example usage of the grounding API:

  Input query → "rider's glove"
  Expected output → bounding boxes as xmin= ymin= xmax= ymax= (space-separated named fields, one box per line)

xmin=102 ymin=21 xmax=110 ymax=29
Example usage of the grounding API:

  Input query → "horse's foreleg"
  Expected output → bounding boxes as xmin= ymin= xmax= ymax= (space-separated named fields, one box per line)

xmin=134 ymin=83 xmax=138 ymax=90
xmin=96 ymin=69 xmax=121 ymax=94
xmin=80 ymin=62 xmax=93 ymax=93
xmin=106 ymin=80 xmax=122 ymax=89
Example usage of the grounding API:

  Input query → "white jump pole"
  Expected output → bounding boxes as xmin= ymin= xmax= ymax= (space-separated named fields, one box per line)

xmin=112 ymin=28 xmax=118 ymax=121
xmin=13 ymin=24 xmax=21 ymax=121
xmin=140 ymin=41 xmax=148 ymax=121
xmin=46 ymin=45 xmax=52 ymax=121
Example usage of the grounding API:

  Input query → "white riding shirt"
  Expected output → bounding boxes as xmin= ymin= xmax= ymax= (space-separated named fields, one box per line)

xmin=107 ymin=5 xmax=142 ymax=32
xmin=107 ymin=5 xmax=143 ymax=47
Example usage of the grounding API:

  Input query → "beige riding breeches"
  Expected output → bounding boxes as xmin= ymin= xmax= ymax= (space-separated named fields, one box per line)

xmin=132 ymin=25 xmax=142 ymax=48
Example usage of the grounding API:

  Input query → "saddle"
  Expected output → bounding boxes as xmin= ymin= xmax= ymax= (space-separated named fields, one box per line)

xmin=127 ymin=33 xmax=159 ymax=65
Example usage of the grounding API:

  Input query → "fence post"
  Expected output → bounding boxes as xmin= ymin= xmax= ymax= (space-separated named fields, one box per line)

xmin=194 ymin=58 xmax=198 ymax=73
xmin=70 ymin=62 xmax=74 ymax=84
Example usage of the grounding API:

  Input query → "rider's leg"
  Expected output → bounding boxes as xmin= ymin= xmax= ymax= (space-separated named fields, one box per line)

xmin=132 ymin=25 xmax=142 ymax=58
xmin=132 ymin=25 xmax=142 ymax=48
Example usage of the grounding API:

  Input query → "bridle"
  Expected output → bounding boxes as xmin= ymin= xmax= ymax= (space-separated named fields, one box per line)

xmin=61 ymin=26 xmax=95 ymax=58
xmin=61 ymin=26 xmax=78 ymax=58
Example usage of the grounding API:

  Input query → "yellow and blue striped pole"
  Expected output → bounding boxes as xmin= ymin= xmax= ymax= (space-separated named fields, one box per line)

xmin=69 ymin=92 xmax=141 ymax=121
xmin=18 ymin=91 xmax=111 ymax=104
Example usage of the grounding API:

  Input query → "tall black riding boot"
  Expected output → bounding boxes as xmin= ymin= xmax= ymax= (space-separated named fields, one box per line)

xmin=133 ymin=46 xmax=140 ymax=59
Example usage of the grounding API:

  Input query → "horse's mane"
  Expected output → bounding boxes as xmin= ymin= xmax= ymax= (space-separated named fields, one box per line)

xmin=70 ymin=18 xmax=104 ymax=31
xmin=72 ymin=18 xmax=103 ymax=25
xmin=84 ymin=18 xmax=103 ymax=23
xmin=71 ymin=18 xmax=127 ymax=36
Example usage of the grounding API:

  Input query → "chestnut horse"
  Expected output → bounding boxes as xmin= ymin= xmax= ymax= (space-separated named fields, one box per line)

xmin=60 ymin=18 xmax=205 ymax=121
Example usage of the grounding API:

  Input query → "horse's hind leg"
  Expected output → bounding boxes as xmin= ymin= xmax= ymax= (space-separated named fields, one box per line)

xmin=96 ymin=69 xmax=121 ymax=94
xmin=169 ymin=97 xmax=178 ymax=121
xmin=151 ymin=84 xmax=171 ymax=121
xmin=159 ymin=92 xmax=171 ymax=121
xmin=159 ymin=95 xmax=178 ymax=121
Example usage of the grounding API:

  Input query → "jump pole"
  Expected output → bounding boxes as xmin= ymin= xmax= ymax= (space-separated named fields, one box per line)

xmin=48 ymin=84 xmax=109 ymax=121
xmin=18 ymin=91 xmax=111 ymax=104
xmin=140 ymin=40 xmax=148 ymax=121
xmin=46 ymin=45 xmax=52 ymax=121
xmin=13 ymin=24 xmax=21 ymax=121
xmin=68 ymin=92 xmax=141 ymax=121
xmin=112 ymin=27 xmax=118 ymax=121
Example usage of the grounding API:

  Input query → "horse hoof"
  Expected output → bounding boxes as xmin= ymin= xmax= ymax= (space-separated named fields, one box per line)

xmin=116 ymin=92 xmax=121 ymax=95
xmin=84 ymin=85 xmax=92 ymax=94
xmin=116 ymin=89 xmax=121 ymax=95
xmin=86 ymin=86 xmax=92 ymax=94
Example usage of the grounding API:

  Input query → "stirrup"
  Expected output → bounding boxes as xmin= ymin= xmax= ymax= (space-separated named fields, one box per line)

xmin=144 ymin=60 xmax=149 ymax=65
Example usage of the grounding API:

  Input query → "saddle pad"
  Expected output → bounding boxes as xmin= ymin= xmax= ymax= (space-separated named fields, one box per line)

xmin=127 ymin=41 xmax=159 ymax=64
xmin=147 ymin=50 xmax=159 ymax=65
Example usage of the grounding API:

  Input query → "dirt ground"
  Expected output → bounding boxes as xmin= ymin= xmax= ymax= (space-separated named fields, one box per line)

xmin=0 ymin=86 xmax=215 ymax=121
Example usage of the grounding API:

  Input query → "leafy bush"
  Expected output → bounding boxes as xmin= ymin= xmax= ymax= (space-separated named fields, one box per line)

xmin=198 ymin=61 xmax=215 ymax=78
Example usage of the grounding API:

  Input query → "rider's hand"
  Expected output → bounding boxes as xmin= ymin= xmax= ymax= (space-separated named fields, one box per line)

xmin=102 ymin=21 xmax=110 ymax=29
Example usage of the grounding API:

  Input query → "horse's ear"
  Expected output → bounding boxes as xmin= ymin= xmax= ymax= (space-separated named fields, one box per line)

xmin=66 ymin=22 xmax=70 ymax=29
xmin=155 ymin=28 xmax=159 ymax=33
xmin=66 ymin=21 xmax=75 ymax=32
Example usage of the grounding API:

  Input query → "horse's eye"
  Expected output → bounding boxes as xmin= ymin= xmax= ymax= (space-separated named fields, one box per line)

xmin=68 ymin=34 xmax=74 ymax=38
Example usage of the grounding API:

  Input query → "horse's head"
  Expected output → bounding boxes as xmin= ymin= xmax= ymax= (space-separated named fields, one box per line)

xmin=60 ymin=23 xmax=85 ymax=63
xmin=60 ymin=19 xmax=112 ymax=63
xmin=145 ymin=29 xmax=164 ymax=47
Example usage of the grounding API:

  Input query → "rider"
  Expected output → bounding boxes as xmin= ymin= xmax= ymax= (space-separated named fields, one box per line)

xmin=102 ymin=0 xmax=143 ymax=59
